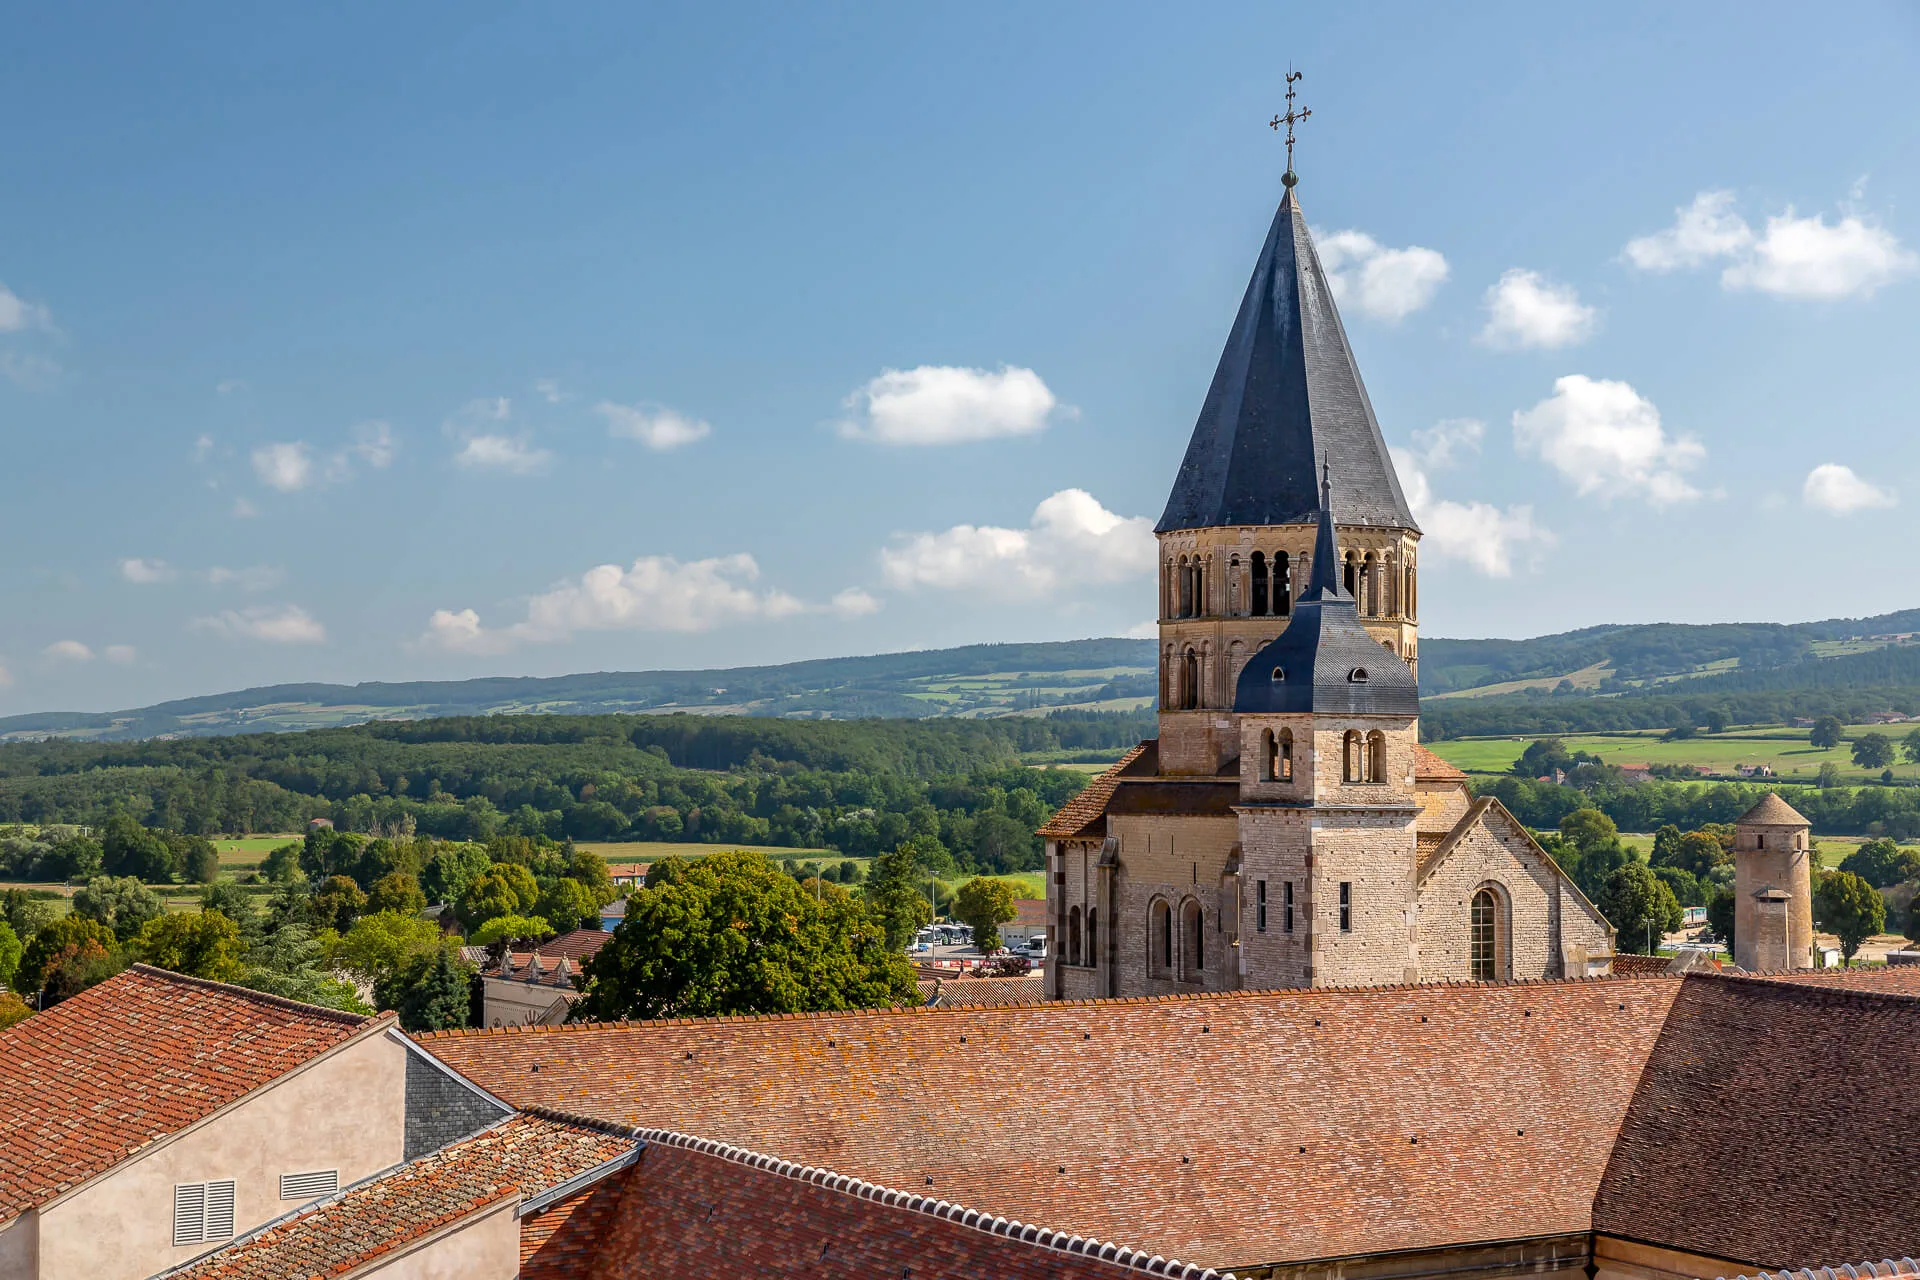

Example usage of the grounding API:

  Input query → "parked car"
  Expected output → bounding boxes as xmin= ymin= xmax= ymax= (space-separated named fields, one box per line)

xmin=1025 ymin=937 xmax=1048 ymax=960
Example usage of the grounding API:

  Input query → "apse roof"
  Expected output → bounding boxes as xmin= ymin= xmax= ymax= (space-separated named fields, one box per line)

xmin=1157 ymin=185 xmax=1417 ymax=535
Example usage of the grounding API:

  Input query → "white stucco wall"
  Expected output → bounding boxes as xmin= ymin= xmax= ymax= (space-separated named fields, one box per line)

xmin=36 ymin=1028 xmax=407 ymax=1280
xmin=366 ymin=1198 xmax=521 ymax=1279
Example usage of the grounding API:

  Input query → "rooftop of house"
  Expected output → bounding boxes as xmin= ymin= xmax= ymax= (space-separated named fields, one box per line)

xmin=0 ymin=965 xmax=381 ymax=1227
xmin=420 ymin=976 xmax=1683 ymax=1269
xmin=1412 ymin=744 xmax=1468 ymax=783
xmin=483 ymin=928 xmax=614 ymax=987
xmin=917 ymin=974 xmax=1050 ymax=1008
xmin=161 ymin=1110 xmax=639 ymax=1279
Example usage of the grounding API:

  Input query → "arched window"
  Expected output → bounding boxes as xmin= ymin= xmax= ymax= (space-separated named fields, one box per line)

xmin=1067 ymin=905 xmax=1082 ymax=967
xmin=1181 ymin=899 xmax=1205 ymax=978
xmin=1151 ymin=900 xmax=1173 ymax=977
xmin=1349 ymin=667 xmax=1369 ymax=683
xmin=1278 ymin=728 xmax=1294 ymax=781
xmin=1368 ymin=730 xmax=1387 ymax=784
xmin=1177 ymin=556 xmax=1192 ymax=618
xmin=1182 ymin=648 xmax=1200 ymax=710
xmin=1470 ymin=888 xmax=1500 ymax=982
xmin=1344 ymin=550 xmax=1357 ymax=597
xmin=1228 ymin=555 xmax=1241 ymax=615
xmin=1191 ymin=559 xmax=1205 ymax=617
xmin=1407 ymin=565 xmax=1417 ymax=620
xmin=1250 ymin=551 xmax=1269 ymax=617
xmin=1263 ymin=729 xmax=1279 ymax=781
xmin=1086 ymin=908 xmax=1098 ymax=967
xmin=1362 ymin=552 xmax=1377 ymax=617
xmin=1343 ymin=730 xmax=1363 ymax=783
xmin=1275 ymin=551 xmax=1292 ymax=616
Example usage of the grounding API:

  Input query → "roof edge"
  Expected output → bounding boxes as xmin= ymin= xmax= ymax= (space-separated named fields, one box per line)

xmin=123 ymin=962 xmax=380 ymax=1027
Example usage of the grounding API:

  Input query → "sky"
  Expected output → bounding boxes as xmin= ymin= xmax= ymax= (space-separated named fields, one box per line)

xmin=3 ymin=3 xmax=1919 ymax=715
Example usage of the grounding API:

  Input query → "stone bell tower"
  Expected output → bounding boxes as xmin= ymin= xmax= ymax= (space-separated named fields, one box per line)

xmin=1733 ymin=792 xmax=1815 ymax=971
xmin=1153 ymin=169 xmax=1421 ymax=777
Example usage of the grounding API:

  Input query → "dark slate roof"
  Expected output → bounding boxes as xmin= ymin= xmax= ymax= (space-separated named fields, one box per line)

xmin=1157 ymin=186 xmax=1417 ymax=535
xmin=1233 ymin=470 xmax=1418 ymax=716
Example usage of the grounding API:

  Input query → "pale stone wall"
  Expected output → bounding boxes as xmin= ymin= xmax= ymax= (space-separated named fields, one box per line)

xmin=1592 ymin=1233 xmax=1745 ymax=1280
xmin=1414 ymin=780 xmax=1471 ymax=834
xmin=1309 ymin=717 xmax=1418 ymax=805
xmin=1236 ymin=805 xmax=1314 ymax=990
xmin=367 ymin=1197 xmax=521 ymax=1279
xmin=1307 ymin=817 xmax=1420 ymax=986
xmin=1416 ymin=821 xmax=1565 ymax=982
xmin=1107 ymin=813 xmax=1239 ymax=995
xmin=38 ymin=1029 xmax=407 ymax=1280
xmin=1734 ymin=821 xmax=1814 ymax=971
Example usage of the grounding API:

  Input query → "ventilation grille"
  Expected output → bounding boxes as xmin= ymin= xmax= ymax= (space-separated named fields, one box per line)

xmin=173 ymin=1179 xmax=236 ymax=1246
xmin=279 ymin=1169 xmax=339 ymax=1201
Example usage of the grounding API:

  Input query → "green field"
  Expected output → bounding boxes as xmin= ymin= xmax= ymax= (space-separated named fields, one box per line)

xmin=1426 ymin=723 xmax=1920 ymax=783
xmin=572 ymin=840 xmax=837 ymax=863
xmin=212 ymin=834 xmax=302 ymax=868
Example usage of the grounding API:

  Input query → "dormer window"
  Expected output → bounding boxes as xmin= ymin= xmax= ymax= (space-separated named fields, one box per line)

xmin=1349 ymin=667 xmax=1369 ymax=683
xmin=1270 ymin=666 xmax=1286 ymax=683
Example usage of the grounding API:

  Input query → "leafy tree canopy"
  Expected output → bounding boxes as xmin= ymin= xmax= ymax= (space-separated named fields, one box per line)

xmin=72 ymin=875 xmax=164 ymax=942
xmin=1838 ymin=837 xmax=1920 ymax=889
xmin=1599 ymin=861 xmax=1683 ymax=954
xmin=135 ymin=910 xmax=247 ymax=983
xmin=1810 ymin=715 xmax=1846 ymax=750
xmin=335 ymin=910 xmax=443 ymax=985
xmin=376 ymin=946 xmax=474 ymax=1032
xmin=951 ymin=877 xmax=1019 ymax=952
xmin=864 ymin=838 xmax=938 ymax=951
xmin=19 ymin=913 xmax=117 ymax=999
xmin=1852 ymin=732 xmax=1896 ymax=771
xmin=1814 ymin=870 xmax=1886 ymax=964
xmin=0 ymin=920 xmax=22 ymax=990
xmin=367 ymin=871 xmax=428 ymax=917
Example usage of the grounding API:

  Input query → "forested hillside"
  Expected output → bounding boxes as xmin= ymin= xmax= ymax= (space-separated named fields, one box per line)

xmin=0 ymin=709 xmax=1152 ymax=874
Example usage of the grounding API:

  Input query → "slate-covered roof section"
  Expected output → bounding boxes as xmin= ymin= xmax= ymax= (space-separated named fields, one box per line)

xmin=166 ymin=1110 xmax=639 ymax=1279
xmin=420 ymin=978 xmax=1682 ymax=1268
xmin=1737 ymin=793 xmax=1811 ymax=826
xmin=0 ymin=964 xmax=377 ymax=1225
xmin=1594 ymin=975 xmax=1920 ymax=1269
xmin=1036 ymin=743 xmax=1150 ymax=838
xmin=1157 ymin=187 xmax=1416 ymax=535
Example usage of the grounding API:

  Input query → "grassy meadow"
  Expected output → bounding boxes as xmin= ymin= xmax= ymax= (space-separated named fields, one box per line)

xmin=1425 ymin=722 xmax=1920 ymax=784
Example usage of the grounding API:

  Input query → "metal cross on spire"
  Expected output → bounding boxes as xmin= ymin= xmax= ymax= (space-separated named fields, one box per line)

xmin=1269 ymin=67 xmax=1311 ymax=189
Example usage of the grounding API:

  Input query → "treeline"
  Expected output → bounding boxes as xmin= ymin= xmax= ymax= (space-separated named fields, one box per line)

xmin=1479 ymin=773 xmax=1920 ymax=840
xmin=1420 ymin=621 xmax=1815 ymax=694
xmin=0 ymin=711 xmax=1143 ymax=873
xmin=1423 ymin=688 xmax=1920 ymax=740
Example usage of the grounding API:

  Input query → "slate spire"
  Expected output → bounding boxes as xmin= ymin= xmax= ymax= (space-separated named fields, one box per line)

xmin=1157 ymin=187 xmax=1418 ymax=535
xmin=1299 ymin=459 xmax=1345 ymax=604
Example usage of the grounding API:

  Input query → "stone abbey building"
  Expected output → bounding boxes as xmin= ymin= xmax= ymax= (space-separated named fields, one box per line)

xmin=1040 ymin=176 xmax=1618 ymax=998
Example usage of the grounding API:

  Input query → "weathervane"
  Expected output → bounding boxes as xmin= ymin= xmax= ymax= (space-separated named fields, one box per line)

xmin=1269 ymin=66 xmax=1310 ymax=189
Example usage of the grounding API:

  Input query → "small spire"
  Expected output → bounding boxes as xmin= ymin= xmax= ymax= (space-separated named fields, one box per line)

xmin=1270 ymin=67 xmax=1310 ymax=191
xmin=1301 ymin=457 xmax=1345 ymax=602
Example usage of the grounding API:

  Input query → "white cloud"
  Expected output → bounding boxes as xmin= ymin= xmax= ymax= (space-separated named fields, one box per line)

xmin=1625 ymin=189 xmax=1916 ymax=299
xmin=597 ymin=402 xmax=712 ymax=451
xmin=103 ymin=644 xmax=137 ymax=664
xmin=193 ymin=605 xmax=327 ymax=645
xmin=1478 ymin=269 xmax=1598 ymax=349
xmin=880 ymin=489 xmax=1155 ymax=598
xmin=206 ymin=564 xmax=284 ymax=590
xmin=1803 ymin=463 xmax=1896 ymax=514
xmin=454 ymin=434 xmax=553 ymax=474
xmin=0 ymin=351 xmax=60 ymax=389
xmin=252 ymin=442 xmax=315 ymax=492
xmin=193 ymin=434 xmax=215 ymax=461
xmin=830 ymin=588 xmax=882 ymax=618
xmin=43 ymin=640 xmax=93 ymax=662
xmin=1315 ymin=229 xmax=1450 ymax=322
xmin=1392 ymin=446 xmax=1553 ymax=578
xmin=0 ymin=282 xmax=52 ymax=333
xmin=232 ymin=497 xmax=260 ymax=519
xmin=1408 ymin=418 xmax=1484 ymax=470
xmin=534 ymin=378 xmax=569 ymax=404
xmin=838 ymin=365 xmax=1066 ymax=445
xmin=419 ymin=554 xmax=804 ymax=654
xmin=1123 ymin=620 xmax=1160 ymax=640
xmin=347 ymin=420 xmax=396 ymax=469
xmin=1512 ymin=375 xmax=1706 ymax=507
xmin=120 ymin=557 xmax=177 ymax=584
xmin=215 ymin=379 xmax=247 ymax=395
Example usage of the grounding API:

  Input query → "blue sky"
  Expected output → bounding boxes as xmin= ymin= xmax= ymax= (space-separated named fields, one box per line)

xmin=3 ymin=3 xmax=1918 ymax=714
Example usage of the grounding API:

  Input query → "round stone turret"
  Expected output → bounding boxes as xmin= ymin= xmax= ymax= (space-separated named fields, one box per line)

xmin=1733 ymin=792 xmax=1814 ymax=971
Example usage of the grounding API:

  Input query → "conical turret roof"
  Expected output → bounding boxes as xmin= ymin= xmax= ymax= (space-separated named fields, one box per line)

xmin=1737 ymin=793 xmax=1810 ymax=827
xmin=1157 ymin=187 xmax=1418 ymax=535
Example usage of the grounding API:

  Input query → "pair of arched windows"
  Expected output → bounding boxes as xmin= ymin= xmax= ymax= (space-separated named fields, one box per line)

xmin=1247 ymin=551 xmax=1292 ymax=617
xmin=1342 ymin=730 xmax=1388 ymax=783
xmin=1064 ymin=905 xmax=1099 ymax=967
xmin=1169 ymin=556 xmax=1206 ymax=619
xmin=1261 ymin=728 xmax=1294 ymax=782
xmin=1149 ymin=898 xmax=1206 ymax=981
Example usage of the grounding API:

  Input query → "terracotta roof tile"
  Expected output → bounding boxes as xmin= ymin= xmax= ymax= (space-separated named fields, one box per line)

xmin=1413 ymin=743 xmax=1468 ymax=782
xmin=167 ymin=1111 xmax=637 ymax=1279
xmin=421 ymin=977 xmax=1682 ymax=1267
xmin=0 ymin=964 xmax=376 ymax=1225
xmin=919 ymin=974 xmax=1050 ymax=1007
xmin=1739 ymin=965 xmax=1920 ymax=996
xmin=1736 ymin=792 xmax=1811 ymax=827
xmin=1036 ymin=744 xmax=1149 ymax=838
xmin=1595 ymin=974 xmax=1920 ymax=1269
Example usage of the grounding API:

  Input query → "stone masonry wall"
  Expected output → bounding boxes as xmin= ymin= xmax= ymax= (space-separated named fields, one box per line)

xmin=1415 ymin=820 xmax=1564 ymax=982
xmin=1106 ymin=812 xmax=1239 ymax=996
xmin=1307 ymin=817 xmax=1420 ymax=987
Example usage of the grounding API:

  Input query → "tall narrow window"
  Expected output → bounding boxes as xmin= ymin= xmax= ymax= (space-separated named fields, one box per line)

xmin=1182 ymin=899 xmax=1205 ymax=976
xmin=1368 ymin=731 xmax=1387 ymax=784
xmin=1263 ymin=729 xmax=1279 ymax=781
xmin=1178 ymin=557 xmax=1192 ymax=618
xmin=1256 ymin=879 xmax=1268 ymax=933
xmin=1283 ymin=881 xmax=1295 ymax=933
xmin=1155 ymin=900 xmax=1173 ymax=975
xmin=1067 ymin=906 xmax=1082 ymax=966
xmin=1087 ymin=908 xmax=1098 ymax=966
xmin=1362 ymin=552 xmax=1377 ymax=616
xmin=1343 ymin=730 xmax=1363 ymax=782
xmin=1339 ymin=882 xmax=1352 ymax=932
xmin=1344 ymin=551 xmax=1357 ymax=597
xmin=1470 ymin=888 xmax=1497 ymax=981
xmin=1276 ymin=551 xmax=1292 ymax=616
xmin=1278 ymin=728 xmax=1294 ymax=781
xmin=1251 ymin=551 xmax=1269 ymax=616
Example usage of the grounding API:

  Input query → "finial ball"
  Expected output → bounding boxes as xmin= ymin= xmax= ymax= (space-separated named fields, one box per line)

xmin=1282 ymin=169 xmax=1298 ymax=189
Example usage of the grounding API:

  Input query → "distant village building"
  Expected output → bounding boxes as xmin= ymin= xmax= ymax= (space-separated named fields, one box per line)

xmin=998 ymin=898 xmax=1048 ymax=950
xmin=1038 ymin=174 xmax=1614 ymax=995
xmin=480 ymin=928 xmax=612 ymax=1027
xmin=605 ymin=862 xmax=650 ymax=889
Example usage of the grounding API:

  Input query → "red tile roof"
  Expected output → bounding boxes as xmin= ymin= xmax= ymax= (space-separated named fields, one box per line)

xmin=168 ymin=1111 xmax=638 ymax=1279
xmin=1037 ymin=744 xmax=1149 ymax=838
xmin=569 ymin=1127 xmax=1218 ymax=1279
xmin=484 ymin=929 xmax=614 ymax=988
xmin=1594 ymin=974 xmax=1920 ymax=1269
xmin=422 ymin=978 xmax=1683 ymax=1267
xmin=1412 ymin=744 xmax=1468 ymax=782
xmin=0 ymin=964 xmax=378 ymax=1226
xmin=1742 ymin=965 xmax=1920 ymax=996
xmin=918 ymin=974 xmax=1050 ymax=1007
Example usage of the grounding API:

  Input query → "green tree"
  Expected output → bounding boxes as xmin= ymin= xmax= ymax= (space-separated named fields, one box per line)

xmin=178 ymin=836 xmax=220 ymax=885
xmin=1670 ymin=830 xmax=1731 ymax=881
xmin=1908 ymin=894 xmax=1920 ymax=944
xmin=951 ymin=877 xmax=1019 ymax=952
xmin=312 ymin=875 xmax=369 ymax=933
xmin=2 ymin=888 xmax=57 ymax=940
xmin=237 ymin=923 xmax=370 ymax=1014
xmin=1706 ymin=885 xmax=1736 ymax=953
xmin=1817 ymin=762 xmax=1844 ymax=789
xmin=72 ymin=875 xmax=165 ymax=942
xmin=534 ymin=877 xmax=597 ymax=932
xmin=1514 ymin=739 xmax=1574 ymax=779
xmin=564 ymin=847 xmax=618 ymax=908
xmin=1653 ymin=865 xmax=1705 ymax=908
xmin=0 ymin=920 xmax=22 ymax=990
xmin=18 ymin=914 xmax=117 ymax=998
xmin=1838 ymin=837 xmax=1920 ymax=889
xmin=1814 ymin=870 xmax=1886 ymax=965
xmin=262 ymin=842 xmax=306 ymax=885
xmin=1650 ymin=824 xmax=1684 ymax=868
xmin=467 ymin=913 xmax=554 ymax=950
xmin=376 ymin=947 xmax=475 ymax=1032
xmin=1902 ymin=728 xmax=1920 ymax=766
xmin=1852 ymin=732 xmax=1896 ymax=771
xmin=0 ymin=992 xmax=31 ymax=1029
xmin=42 ymin=835 xmax=103 ymax=882
xmin=574 ymin=850 xmax=915 ymax=1021
xmin=135 ymin=910 xmax=247 ymax=982
xmin=456 ymin=870 xmax=524 ymax=932
xmin=1809 ymin=715 xmax=1845 ymax=750
xmin=335 ymin=910 xmax=443 ymax=986
xmin=421 ymin=844 xmax=491 ymax=905
xmin=1598 ymin=861 xmax=1684 ymax=954
xmin=366 ymin=872 xmax=428 ymax=917
xmin=1703 ymin=709 xmax=1730 ymax=734
xmin=199 ymin=881 xmax=263 ymax=940
xmin=864 ymin=839 xmax=936 ymax=951
xmin=100 ymin=815 xmax=178 ymax=883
